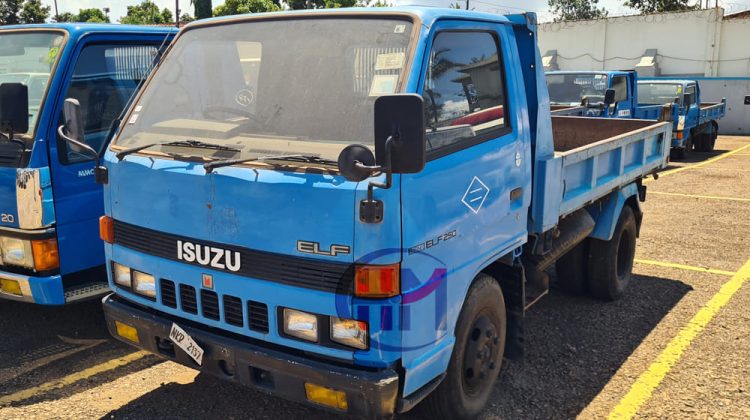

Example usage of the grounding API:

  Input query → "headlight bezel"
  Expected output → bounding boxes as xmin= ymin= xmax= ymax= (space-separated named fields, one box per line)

xmin=112 ymin=262 xmax=132 ymax=288
xmin=132 ymin=270 xmax=156 ymax=300
xmin=330 ymin=317 xmax=369 ymax=350
xmin=111 ymin=262 xmax=157 ymax=301
xmin=282 ymin=308 xmax=320 ymax=343
xmin=0 ymin=236 xmax=35 ymax=269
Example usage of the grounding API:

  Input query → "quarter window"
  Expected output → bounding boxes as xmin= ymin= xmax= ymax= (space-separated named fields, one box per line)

xmin=422 ymin=31 xmax=507 ymax=153
xmin=59 ymin=44 xmax=159 ymax=164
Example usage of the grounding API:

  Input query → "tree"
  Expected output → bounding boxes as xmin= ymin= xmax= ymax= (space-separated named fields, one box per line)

xmin=548 ymin=0 xmax=607 ymax=21
xmin=120 ymin=1 xmax=174 ymax=24
xmin=180 ymin=13 xmax=195 ymax=24
xmin=0 ymin=0 xmax=23 ymax=25
xmin=192 ymin=0 xmax=212 ymax=19
xmin=54 ymin=11 xmax=76 ymax=22
xmin=19 ymin=0 xmax=50 ymax=24
xmin=213 ymin=0 xmax=281 ymax=16
xmin=77 ymin=8 xmax=109 ymax=23
xmin=624 ymin=0 xmax=698 ymax=13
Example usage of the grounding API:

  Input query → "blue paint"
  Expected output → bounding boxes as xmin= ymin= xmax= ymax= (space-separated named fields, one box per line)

xmin=99 ymin=7 xmax=671 ymax=411
xmin=0 ymin=24 xmax=175 ymax=305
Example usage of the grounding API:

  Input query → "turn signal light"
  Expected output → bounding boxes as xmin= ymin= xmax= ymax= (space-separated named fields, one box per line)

xmin=100 ymin=216 xmax=115 ymax=244
xmin=354 ymin=263 xmax=399 ymax=298
xmin=304 ymin=383 xmax=348 ymax=411
xmin=0 ymin=279 xmax=22 ymax=296
xmin=675 ymin=131 xmax=684 ymax=139
xmin=31 ymin=238 xmax=60 ymax=271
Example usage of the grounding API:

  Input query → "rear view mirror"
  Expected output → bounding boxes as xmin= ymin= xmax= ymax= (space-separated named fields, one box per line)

xmin=603 ymin=89 xmax=616 ymax=106
xmin=683 ymin=93 xmax=693 ymax=107
xmin=744 ymin=95 xmax=750 ymax=105
xmin=61 ymin=98 xmax=88 ymax=152
xmin=0 ymin=83 xmax=29 ymax=135
xmin=374 ymin=94 xmax=426 ymax=174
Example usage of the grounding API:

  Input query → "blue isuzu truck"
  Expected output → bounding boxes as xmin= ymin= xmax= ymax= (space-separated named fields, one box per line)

xmin=0 ymin=24 xmax=175 ymax=304
xmin=638 ymin=79 xmax=726 ymax=158
xmin=61 ymin=7 xmax=671 ymax=418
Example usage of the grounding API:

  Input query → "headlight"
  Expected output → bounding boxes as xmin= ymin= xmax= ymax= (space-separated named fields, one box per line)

xmin=0 ymin=237 xmax=34 ymax=268
xmin=112 ymin=262 xmax=131 ymax=287
xmin=132 ymin=270 xmax=156 ymax=299
xmin=283 ymin=308 xmax=318 ymax=342
xmin=330 ymin=317 xmax=368 ymax=350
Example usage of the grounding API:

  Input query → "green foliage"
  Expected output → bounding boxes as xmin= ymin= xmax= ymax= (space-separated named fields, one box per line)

xmin=624 ymin=0 xmax=698 ymax=13
xmin=54 ymin=11 xmax=76 ymax=22
xmin=548 ymin=0 xmax=608 ymax=21
xmin=76 ymin=8 xmax=109 ymax=23
xmin=286 ymin=0 xmax=371 ymax=8
xmin=19 ymin=0 xmax=49 ymax=23
xmin=0 ymin=0 xmax=24 ymax=25
xmin=192 ymin=0 xmax=213 ymax=20
xmin=213 ymin=0 xmax=281 ymax=16
xmin=120 ymin=1 xmax=174 ymax=25
xmin=180 ymin=13 xmax=195 ymax=23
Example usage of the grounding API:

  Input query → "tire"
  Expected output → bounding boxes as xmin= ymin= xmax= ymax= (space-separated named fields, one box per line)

xmin=587 ymin=205 xmax=637 ymax=301
xmin=672 ymin=147 xmax=687 ymax=160
xmin=419 ymin=274 xmax=506 ymax=420
xmin=555 ymin=239 xmax=589 ymax=295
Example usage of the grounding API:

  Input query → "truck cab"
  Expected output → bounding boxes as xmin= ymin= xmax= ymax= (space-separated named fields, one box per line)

xmin=546 ymin=70 xmax=637 ymax=117
xmin=0 ymin=24 xmax=175 ymax=304
xmin=89 ymin=8 xmax=671 ymax=419
xmin=638 ymin=79 xmax=726 ymax=158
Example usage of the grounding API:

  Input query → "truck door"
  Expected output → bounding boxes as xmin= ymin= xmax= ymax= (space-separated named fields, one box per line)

xmin=684 ymin=83 xmax=699 ymax=129
xmin=46 ymin=35 xmax=167 ymax=277
xmin=398 ymin=22 xmax=529 ymax=395
xmin=611 ymin=74 xmax=631 ymax=117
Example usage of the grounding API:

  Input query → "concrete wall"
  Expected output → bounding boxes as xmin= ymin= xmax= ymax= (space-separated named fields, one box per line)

xmin=538 ymin=9 xmax=750 ymax=134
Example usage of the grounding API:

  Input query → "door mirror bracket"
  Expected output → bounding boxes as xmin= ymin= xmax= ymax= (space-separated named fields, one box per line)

xmin=57 ymin=98 xmax=108 ymax=184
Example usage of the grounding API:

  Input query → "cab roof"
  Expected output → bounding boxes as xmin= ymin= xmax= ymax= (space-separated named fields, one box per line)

xmin=637 ymin=79 xmax=695 ymax=85
xmin=188 ymin=6 xmax=518 ymax=29
xmin=0 ymin=23 xmax=177 ymax=41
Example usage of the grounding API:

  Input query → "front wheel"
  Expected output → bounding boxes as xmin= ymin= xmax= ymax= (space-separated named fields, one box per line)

xmin=587 ymin=205 xmax=637 ymax=300
xmin=419 ymin=274 xmax=506 ymax=419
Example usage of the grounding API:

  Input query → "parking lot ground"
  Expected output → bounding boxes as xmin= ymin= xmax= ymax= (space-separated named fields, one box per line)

xmin=0 ymin=136 xmax=748 ymax=419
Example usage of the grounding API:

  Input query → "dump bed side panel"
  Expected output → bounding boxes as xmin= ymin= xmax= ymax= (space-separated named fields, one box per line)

xmin=699 ymin=100 xmax=726 ymax=123
xmin=557 ymin=121 xmax=670 ymax=216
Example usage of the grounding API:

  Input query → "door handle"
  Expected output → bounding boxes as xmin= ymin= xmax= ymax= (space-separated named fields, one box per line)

xmin=510 ymin=187 xmax=522 ymax=201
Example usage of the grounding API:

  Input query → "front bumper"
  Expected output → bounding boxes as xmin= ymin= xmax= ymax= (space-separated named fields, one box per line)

xmin=103 ymin=294 xmax=401 ymax=418
xmin=0 ymin=271 xmax=62 ymax=304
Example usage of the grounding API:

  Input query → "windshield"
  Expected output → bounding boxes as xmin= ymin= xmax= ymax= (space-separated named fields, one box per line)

xmin=638 ymin=83 xmax=682 ymax=105
xmin=546 ymin=73 xmax=608 ymax=105
xmin=0 ymin=32 xmax=65 ymax=136
xmin=115 ymin=17 xmax=414 ymax=163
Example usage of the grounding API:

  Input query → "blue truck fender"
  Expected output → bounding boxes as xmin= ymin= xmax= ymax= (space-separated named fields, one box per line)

xmin=587 ymin=183 xmax=643 ymax=241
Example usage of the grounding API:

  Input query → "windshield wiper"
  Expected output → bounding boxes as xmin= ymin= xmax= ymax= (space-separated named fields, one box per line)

xmin=203 ymin=154 xmax=338 ymax=173
xmin=116 ymin=140 xmax=240 ymax=161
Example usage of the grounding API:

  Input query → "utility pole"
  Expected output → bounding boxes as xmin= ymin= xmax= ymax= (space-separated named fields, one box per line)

xmin=175 ymin=0 xmax=180 ymax=28
xmin=53 ymin=0 xmax=58 ymax=19
xmin=466 ymin=0 xmax=470 ymax=10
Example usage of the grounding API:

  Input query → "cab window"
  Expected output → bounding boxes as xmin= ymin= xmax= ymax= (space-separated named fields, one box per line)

xmin=58 ymin=43 xmax=159 ymax=164
xmin=611 ymin=75 xmax=628 ymax=102
xmin=422 ymin=31 xmax=508 ymax=155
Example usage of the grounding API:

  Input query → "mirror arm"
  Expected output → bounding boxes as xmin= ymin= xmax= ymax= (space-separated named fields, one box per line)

xmin=57 ymin=125 xmax=108 ymax=184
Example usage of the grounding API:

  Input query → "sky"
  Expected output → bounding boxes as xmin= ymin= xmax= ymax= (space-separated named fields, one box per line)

xmin=40 ymin=0 xmax=750 ymax=23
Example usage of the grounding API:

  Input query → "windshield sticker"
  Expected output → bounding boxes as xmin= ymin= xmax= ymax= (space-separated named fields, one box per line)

xmin=235 ymin=89 xmax=255 ymax=107
xmin=369 ymin=75 xmax=398 ymax=97
xmin=677 ymin=85 xmax=683 ymax=94
xmin=128 ymin=114 xmax=139 ymax=124
xmin=135 ymin=105 xmax=143 ymax=112
xmin=595 ymin=74 xmax=605 ymax=79
xmin=375 ymin=52 xmax=405 ymax=71
xmin=394 ymin=24 xmax=406 ymax=34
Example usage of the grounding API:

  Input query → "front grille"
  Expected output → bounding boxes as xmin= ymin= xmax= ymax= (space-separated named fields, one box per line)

xmin=200 ymin=289 xmax=220 ymax=320
xmin=248 ymin=301 xmax=269 ymax=333
xmin=223 ymin=295 xmax=244 ymax=327
xmin=160 ymin=279 xmax=177 ymax=308
xmin=179 ymin=284 xmax=197 ymax=314
xmin=113 ymin=220 xmax=353 ymax=293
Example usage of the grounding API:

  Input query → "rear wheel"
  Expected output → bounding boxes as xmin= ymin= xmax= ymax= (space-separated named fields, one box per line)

xmin=419 ymin=274 xmax=506 ymax=420
xmin=555 ymin=239 xmax=590 ymax=295
xmin=587 ymin=206 xmax=637 ymax=301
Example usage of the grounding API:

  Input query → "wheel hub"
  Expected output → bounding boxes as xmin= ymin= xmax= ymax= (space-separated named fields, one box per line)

xmin=462 ymin=315 xmax=500 ymax=393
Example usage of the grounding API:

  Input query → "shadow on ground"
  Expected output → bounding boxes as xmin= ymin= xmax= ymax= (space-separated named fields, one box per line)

xmin=0 ymin=299 xmax=159 ymax=405
xmin=102 ymin=273 xmax=691 ymax=420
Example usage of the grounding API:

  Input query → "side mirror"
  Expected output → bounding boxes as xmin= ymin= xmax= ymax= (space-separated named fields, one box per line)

xmin=603 ymin=88 xmax=616 ymax=106
xmin=744 ymin=95 xmax=750 ymax=105
xmin=58 ymin=98 xmax=108 ymax=184
xmin=683 ymin=93 xmax=693 ymax=107
xmin=0 ymin=83 xmax=29 ymax=136
xmin=374 ymin=94 xmax=426 ymax=174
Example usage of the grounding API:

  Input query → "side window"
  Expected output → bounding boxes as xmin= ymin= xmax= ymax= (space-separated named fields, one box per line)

xmin=685 ymin=85 xmax=696 ymax=107
xmin=59 ymin=44 xmax=159 ymax=164
xmin=611 ymin=76 xmax=628 ymax=102
xmin=422 ymin=31 xmax=507 ymax=153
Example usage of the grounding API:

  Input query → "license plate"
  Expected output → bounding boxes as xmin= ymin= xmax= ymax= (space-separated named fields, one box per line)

xmin=169 ymin=323 xmax=204 ymax=366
